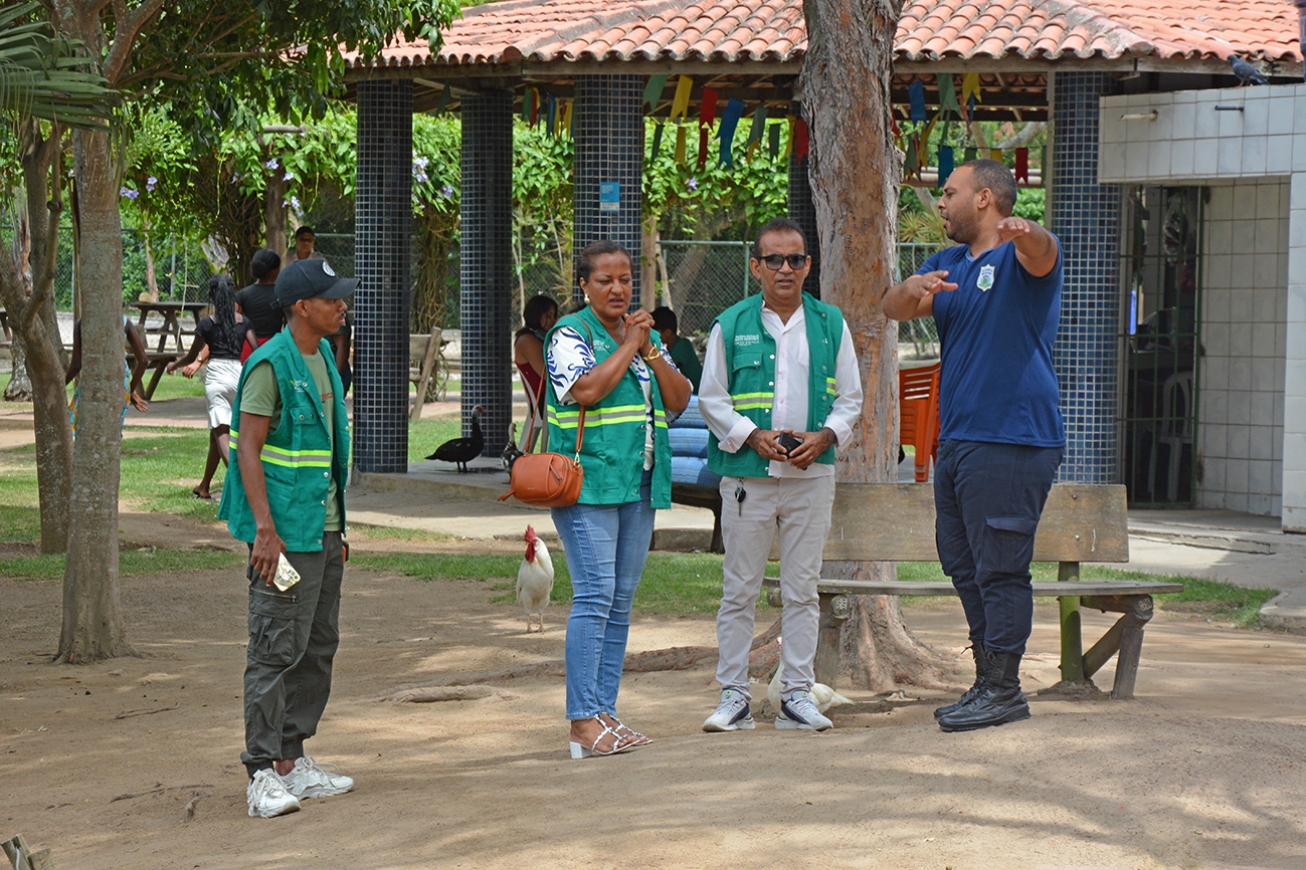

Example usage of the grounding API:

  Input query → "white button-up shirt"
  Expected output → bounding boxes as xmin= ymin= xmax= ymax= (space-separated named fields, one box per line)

xmin=699 ymin=301 xmax=863 ymax=478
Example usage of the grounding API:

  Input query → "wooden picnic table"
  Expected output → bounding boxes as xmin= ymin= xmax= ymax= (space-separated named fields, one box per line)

xmin=130 ymin=351 xmax=180 ymax=401
xmin=132 ymin=301 xmax=209 ymax=353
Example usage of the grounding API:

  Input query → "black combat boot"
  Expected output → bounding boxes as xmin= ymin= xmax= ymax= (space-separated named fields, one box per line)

xmin=933 ymin=641 xmax=988 ymax=720
xmin=937 ymin=650 xmax=1030 ymax=732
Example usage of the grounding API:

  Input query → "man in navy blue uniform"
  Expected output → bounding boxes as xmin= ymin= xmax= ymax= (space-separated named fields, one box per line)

xmin=882 ymin=159 xmax=1064 ymax=733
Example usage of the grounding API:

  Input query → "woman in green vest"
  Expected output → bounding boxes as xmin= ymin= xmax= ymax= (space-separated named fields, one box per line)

xmin=545 ymin=240 xmax=692 ymax=758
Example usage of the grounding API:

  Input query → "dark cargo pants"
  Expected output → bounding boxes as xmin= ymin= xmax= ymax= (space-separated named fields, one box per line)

xmin=241 ymin=532 xmax=344 ymax=777
xmin=934 ymin=440 xmax=1062 ymax=655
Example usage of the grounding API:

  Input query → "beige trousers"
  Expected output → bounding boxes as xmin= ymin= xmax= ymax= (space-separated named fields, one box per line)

xmin=715 ymin=474 xmax=836 ymax=701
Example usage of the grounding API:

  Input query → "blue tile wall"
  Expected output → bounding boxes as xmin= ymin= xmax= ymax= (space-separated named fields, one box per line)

xmin=354 ymin=79 xmax=413 ymax=473
xmin=460 ymin=91 xmax=514 ymax=456
xmin=1051 ymin=71 xmax=1122 ymax=484
xmin=573 ymin=75 xmax=644 ymax=306
xmin=786 ymin=124 xmax=822 ymax=297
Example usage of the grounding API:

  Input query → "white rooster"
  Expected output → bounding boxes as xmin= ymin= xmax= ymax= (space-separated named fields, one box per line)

xmin=516 ymin=525 xmax=554 ymax=632
xmin=766 ymin=637 xmax=852 ymax=714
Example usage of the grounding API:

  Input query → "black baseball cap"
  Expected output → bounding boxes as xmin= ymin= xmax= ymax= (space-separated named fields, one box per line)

xmin=275 ymin=258 xmax=357 ymax=306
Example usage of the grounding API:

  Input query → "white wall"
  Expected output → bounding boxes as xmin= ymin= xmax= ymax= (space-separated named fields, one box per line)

xmin=1199 ymin=180 xmax=1289 ymax=515
xmin=1100 ymin=84 xmax=1306 ymax=531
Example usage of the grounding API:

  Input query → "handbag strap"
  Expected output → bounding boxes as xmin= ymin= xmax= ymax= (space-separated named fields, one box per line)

xmin=527 ymin=318 xmax=592 ymax=462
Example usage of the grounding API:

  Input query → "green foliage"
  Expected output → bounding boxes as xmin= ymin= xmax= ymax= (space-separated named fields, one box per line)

xmin=0 ymin=3 xmax=115 ymax=130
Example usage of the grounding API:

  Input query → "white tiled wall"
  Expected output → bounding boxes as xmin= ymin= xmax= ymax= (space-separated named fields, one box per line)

xmin=1199 ymin=180 xmax=1290 ymax=516
xmin=1100 ymin=84 xmax=1306 ymax=529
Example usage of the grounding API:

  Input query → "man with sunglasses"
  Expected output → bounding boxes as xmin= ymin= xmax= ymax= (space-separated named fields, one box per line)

xmin=882 ymin=159 xmax=1063 ymax=733
xmin=699 ymin=218 xmax=863 ymax=734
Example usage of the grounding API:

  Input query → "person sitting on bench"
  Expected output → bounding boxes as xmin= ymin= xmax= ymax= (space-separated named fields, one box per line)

xmin=699 ymin=218 xmax=863 ymax=734
xmin=882 ymin=159 xmax=1064 ymax=733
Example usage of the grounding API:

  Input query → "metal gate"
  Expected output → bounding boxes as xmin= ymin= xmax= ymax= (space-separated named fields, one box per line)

xmin=1118 ymin=186 xmax=1203 ymax=506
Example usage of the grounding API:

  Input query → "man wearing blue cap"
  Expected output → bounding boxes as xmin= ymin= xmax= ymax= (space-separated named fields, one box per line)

xmin=218 ymin=258 xmax=358 ymax=818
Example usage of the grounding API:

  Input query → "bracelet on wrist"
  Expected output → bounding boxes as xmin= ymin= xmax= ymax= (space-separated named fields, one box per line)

xmin=643 ymin=348 xmax=661 ymax=362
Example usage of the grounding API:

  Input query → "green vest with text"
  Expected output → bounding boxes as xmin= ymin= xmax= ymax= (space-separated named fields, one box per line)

xmin=218 ymin=329 xmax=350 ymax=551
xmin=707 ymin=291 xmax=843 ymax=478
xmin=544 ymin=304 xmax=673 ymax=508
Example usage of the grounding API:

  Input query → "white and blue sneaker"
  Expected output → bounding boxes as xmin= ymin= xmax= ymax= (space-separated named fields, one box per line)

xmin=247 ymin=768 xmax=300 ymax=818
xmin=702 ymin=687 xmax=755 ymax=732
xmin=281 ymin=756 xmax=355 ymax=799
xmin=776 ymin=690 xmax=833 ymax=731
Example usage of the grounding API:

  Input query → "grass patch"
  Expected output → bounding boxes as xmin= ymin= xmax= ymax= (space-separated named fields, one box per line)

xmin=349 ymin=524 xmax=456 ymax=543
xmin=350 ymin=550 xmax=780 ymax=616
xmin=136 ymin=373 xmax=206 ymax=403
xmin=0 ymin=546 xmax=243 ymax=581
xmin=408 ymin=416 xmax=462 ymax=463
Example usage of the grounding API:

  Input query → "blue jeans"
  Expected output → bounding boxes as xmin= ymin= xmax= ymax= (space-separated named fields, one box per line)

xmin=551 ymin=474 xmax=655 ymax=720
xmin=934 ymin=440 xmax=1063 ymax=655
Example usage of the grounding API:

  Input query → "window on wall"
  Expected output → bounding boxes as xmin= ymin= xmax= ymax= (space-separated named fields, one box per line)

xmin=1119 ymin=186 xmax=1203 ymax=506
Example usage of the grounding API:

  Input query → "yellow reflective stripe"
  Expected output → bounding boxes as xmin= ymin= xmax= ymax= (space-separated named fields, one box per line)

xmin=826 ymin=377 xmax=838 ymax=396
xmin=732 ymin=390 xmax=774 ymax=411
xmin=731 ymin=391 xmax=773 ymax=401
xmin=734 ymin=401 xmax=773 ymax=411
xmin=655 ymin=420 xmax=668 ymax=429
xmin=229 ymin=432 xmax=332 ymax=467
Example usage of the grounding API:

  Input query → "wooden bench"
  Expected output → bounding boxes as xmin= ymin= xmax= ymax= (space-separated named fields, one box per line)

xmin=762 ymin=482 xmax=1181 ymax=699
xmin=131 ymin=351 xmax=179 ymax=401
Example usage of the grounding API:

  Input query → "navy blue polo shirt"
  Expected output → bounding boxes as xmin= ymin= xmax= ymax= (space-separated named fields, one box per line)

xmin=917 ymin=240 xmax=1065 ymax=448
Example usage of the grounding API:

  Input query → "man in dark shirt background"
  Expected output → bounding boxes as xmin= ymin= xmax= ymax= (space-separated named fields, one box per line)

xmin=235 ymin=249 xmax=284 ymax=362
xmin=882 ymin=159 xmax=1064 ymax=734
xmin=651 ymin=306 xmax=703 ymax=393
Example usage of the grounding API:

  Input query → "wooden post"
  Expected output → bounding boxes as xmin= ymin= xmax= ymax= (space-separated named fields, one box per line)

xmin=815 ymin=593 xmax=845 ymax=686
xmin=409 ymin=326 xmax=442 ymax=423
xmin=1057 ymin=561 xmax=1085 ymax=682
xmin=1112 ymin=596 xmax=1153 ymax=700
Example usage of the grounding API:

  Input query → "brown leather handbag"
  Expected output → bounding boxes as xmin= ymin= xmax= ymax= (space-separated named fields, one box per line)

xmin=499 ymin=361 xmax=586 ymax=508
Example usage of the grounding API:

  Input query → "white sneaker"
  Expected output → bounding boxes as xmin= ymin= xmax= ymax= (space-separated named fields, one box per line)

xmin=247 ymin=768 xmax=301 ymax=818
xmin=281 ymin=756 xmax=355 ymax=799
xmin=702 ymin=688 xmax=756 ymax=732
xmin=776 ymin=690 xmax=833 ymax=731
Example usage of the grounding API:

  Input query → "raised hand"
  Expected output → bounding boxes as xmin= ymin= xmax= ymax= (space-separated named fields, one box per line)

xmin=994 ymin=216 xmax=1038 ymax=247
xmin=910 ymin=270 xmax=959 ymax=301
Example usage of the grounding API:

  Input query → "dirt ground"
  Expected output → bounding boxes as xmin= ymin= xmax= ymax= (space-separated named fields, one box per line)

xmin=3 ymin=517 xmax=1305 ymax=870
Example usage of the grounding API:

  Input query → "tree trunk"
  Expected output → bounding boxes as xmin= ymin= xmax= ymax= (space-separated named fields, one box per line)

xmin=801 ymin=0 xmax=957 ymax=691
xmin=5 ymin=339 xmax=33 ymax=400
xmin=0 ymin=123 xmax=75 ymax=554
xmin=58 ymin=123 xmax=133 ymax=662
xmin=264 ymin=173 xmax=287 ymax=265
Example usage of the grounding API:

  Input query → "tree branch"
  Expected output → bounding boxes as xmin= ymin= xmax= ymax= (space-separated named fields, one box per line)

xmin=103 ymin=0 xmax=166 ymax=83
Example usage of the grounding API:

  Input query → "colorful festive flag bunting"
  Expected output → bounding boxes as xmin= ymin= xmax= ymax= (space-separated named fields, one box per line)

xmin=963 ymin=145 xmax=978 ymax=162
xmin=700 ymin=88 xmax=719 ymax=128
xmin=652 ymin=121 xmax=665 ymax=157
xmin=746 ymin=105 xmax=769 ymax=147
xmin=671 ymin=76 xmax=693 ymax=121
xmin=546 ymin=94 xmax=557 ymax=135
xmin=559 ymin=100 xmax=573 ymax=137
xmin=794 ymin=118 xmax=810 ymax=163
xmin=937 ymin=145 xmax=954 ymax=186
xmin=783 ymin=115 xmax=796 ymax=160
xmin=435 ymin=83 xmax=451 ymax=115
xmin=908 ymin=81 xmax=927 ymax=122
xmin=530 ymin=90 xmax=541 ymax=128
xmin=962 ymin=73 xmax=982 ymax=113
xmin=1015 ymin=147 xmax=1029 ymax=182
xmin=905 ymin=133 xmax=920 ymax=179
xmin=522 ymin=87 xmax=535 ymax=122
xmin=1040 ymin=146 xmax=1047 ymax=184
xmin=643 ymin=74 xmax=668 ymax=112
xmin=697 ymin=125 xmax=709 ymax=170
xmin=768 ymin=121 xmax=781 ymax=158
xmin=717 ymin=98 xmax=746 ymax=167
xmin=990 ymin=148 xmax=1003 ymax=162
xmin=675 ymin=125 xmax=687 ymax=164
xmin=937 ymin=74 xmax=961 ymax=116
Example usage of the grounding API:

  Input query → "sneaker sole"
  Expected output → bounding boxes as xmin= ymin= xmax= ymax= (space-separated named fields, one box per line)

xmin=702 ymin=717 xmax=756 ymax=732
xmin=937 ymin=707 xmax=1031 ymax=733
xmin=774 ymin=717 xmax=831 ymax=731
xmin=293 ymin=783 xmax=355 ymax=800
xmin=249 ymin=800 xmax=301 ymax=818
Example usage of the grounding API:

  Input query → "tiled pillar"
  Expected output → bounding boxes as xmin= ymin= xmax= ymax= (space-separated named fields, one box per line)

xmin=573 ymin=75 xmax=644 ymax=306
xmin=460 ymin=90 xmax=514 ymax=456
xmin=787 ymin=127 xmax=822 ymax=297
xmin=1284 ymin=172 xmax=1306 ymax=531
xmin=354 ymin=79 xmax=413 ymax=473
xmin=1051 ymin=71 xmax=1122 ymax=484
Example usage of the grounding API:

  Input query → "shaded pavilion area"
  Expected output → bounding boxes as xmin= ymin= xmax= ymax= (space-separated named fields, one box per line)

xmin=341 ymin=0 xmax=1302 ymax=481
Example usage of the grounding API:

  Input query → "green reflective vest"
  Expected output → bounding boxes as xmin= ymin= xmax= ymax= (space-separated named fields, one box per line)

xmin=707 ymin=291 xmax=843 ymax=478
xmin=218 ymin=328 xmax=350 ymax=551
xmin=544 ymin=304 xmax=673 ymax=508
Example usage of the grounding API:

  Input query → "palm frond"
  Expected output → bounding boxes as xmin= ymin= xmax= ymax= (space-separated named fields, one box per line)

xmin=0 ymin=2 xmax=116 ymax=130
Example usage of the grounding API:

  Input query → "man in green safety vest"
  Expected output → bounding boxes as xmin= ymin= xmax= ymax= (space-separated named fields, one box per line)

xmin=699 ymin=218 xmax=864 ymax=734
xmin=219 ymin=258 xmax=356 ymax=818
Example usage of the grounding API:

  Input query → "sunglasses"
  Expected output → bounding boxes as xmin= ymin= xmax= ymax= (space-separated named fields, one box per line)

xmin=756 ymin=253 xmax=809 ymax=271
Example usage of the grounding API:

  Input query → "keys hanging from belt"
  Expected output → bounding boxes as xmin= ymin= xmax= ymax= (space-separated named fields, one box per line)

xmin=734 ymin=483 xmax=747 ymax=516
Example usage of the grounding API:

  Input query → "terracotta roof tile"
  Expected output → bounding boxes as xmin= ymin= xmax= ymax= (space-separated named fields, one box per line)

xmin=350 ymin=0 xmax=1301 ymax=69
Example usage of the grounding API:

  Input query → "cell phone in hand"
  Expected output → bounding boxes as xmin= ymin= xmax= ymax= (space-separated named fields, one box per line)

xmin=777 ymin=432 xmax=804 ymax=455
